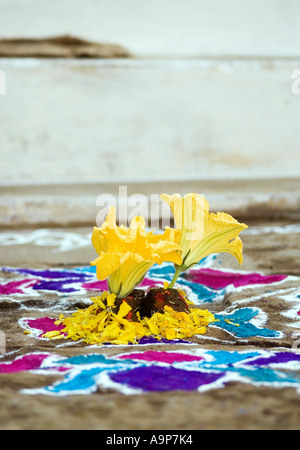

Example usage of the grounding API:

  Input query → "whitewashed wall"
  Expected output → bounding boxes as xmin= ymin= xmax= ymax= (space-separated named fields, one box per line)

xmin=0 ymin=0 xmax=299 ymax=225
xmin=0 ymin=58 xmax=299 ymax=185
xmin=0 ymin=0 xmax=300 ymax=58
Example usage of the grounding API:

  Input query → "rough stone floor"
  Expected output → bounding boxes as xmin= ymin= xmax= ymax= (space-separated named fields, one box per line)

xmin=0 ymin=222 xmax=300 ymax=430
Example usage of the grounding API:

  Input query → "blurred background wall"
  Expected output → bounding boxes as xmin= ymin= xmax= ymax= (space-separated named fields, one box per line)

xmin=0 ymin=0 xmax=299 ymax=227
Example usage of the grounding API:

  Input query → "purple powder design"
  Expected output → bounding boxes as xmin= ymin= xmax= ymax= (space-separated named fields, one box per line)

xmin=136 ymin=336 xmax=190 ymax=345
xmin=248 ymin=352 xmax=300 ymax=366
xmin=31 ymin=279 xmax=82 ymax=293
xmin=185 ymin=268 xmax=287 ymax=290
xmin=2 ymin=268 xmax=92 ymax=280
xmin=110 ymin=366 xmax=224 ymax=391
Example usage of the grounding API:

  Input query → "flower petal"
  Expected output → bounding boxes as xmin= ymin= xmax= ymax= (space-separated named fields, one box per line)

xmin=161 ymin=193 xmax=247 ymax=274
xmin=91 ymin=206 xmax=183 ymax=296
xmin=91 ymin=252 xmax=125 ymax=280
xmin=185 ymin=212 xmax=247 ymax=268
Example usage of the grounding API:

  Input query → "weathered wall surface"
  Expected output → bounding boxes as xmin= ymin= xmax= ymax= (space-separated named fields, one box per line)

xmin=0 ymin=0 xmax=299 ymax=225
xmin=0 ymin=58 xmax=299 ymax=185
xmin=0 ymin=0 xmax=300 ymax=57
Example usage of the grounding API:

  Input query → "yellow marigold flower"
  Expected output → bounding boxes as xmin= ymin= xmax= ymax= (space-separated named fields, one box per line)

xmin=91 ymin=206 xmax=182 ymax=298
xmin=160 ymin=193 xmax=248 ymax=287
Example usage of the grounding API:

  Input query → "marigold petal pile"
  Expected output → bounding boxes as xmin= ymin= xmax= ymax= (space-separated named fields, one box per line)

xmin=43 ymin=291 xmax=216 ymax=346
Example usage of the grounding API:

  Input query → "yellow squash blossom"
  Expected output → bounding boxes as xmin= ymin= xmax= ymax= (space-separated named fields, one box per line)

xmin=91 ymin=206 xmax=182 ymax=298
xmin=160 ymin=193 xmax=248 ymax=288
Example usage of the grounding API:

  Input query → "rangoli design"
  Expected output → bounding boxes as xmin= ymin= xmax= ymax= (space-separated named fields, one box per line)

xmin=1 ymin=193 xmax=300 ymax=399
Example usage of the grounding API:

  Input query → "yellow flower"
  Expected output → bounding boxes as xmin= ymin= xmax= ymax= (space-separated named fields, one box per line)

xmin=161 ymin=193 xmax=248 ymax=287
xmin=91 ymin=206 xmax=182 ymax=298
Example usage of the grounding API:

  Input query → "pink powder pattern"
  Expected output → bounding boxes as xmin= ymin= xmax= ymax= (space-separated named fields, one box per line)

xmin=119 ymin=351 xmax=204 ymax=364
xmin=26 ymin=317 xmax=65 ymax=337
xmin=186 ymin=268 xmax=287 ymax=290
xmin=0 ymin=279 xmax=37 ymax=295
xmin=81 ymin=280 xmax=108 ymax=291
xmin=0 ymin=353 xmax=48 ymax=373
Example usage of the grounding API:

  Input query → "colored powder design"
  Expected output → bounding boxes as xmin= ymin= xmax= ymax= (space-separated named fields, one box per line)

xmin=31 ymin=279 xmax=81 ymax=293
xmin=177 ymin=279 xmax=225 ymax=303
xmin=0 ymin=353 xmax=48 ymax=373
xmin=2 ymin=267 xmax=93 ymax=280
xmin=184 ymin=268 xmax=287 ymax=290
xmin=73 ymin=266 xmax=97 ymax=274
xmin=213 ymin=308 xmax=281 ymax=338
xmin=147 ymin=262 xmax=223 ymax=304
xmin=3 ymin=349 xmax=300 ymax=396
xmin=58 ymin=354 xmax=133 ymax=366
xmin=118 ymin=351 xmax=204 ymax=364
xmin=1 ymin=263 xmax=292 ymax=348
xmin=81 ymin=280 xmax=108 ymax=291
xmin=247 ymin=353 xmax=300 ymax=366
xmin=45 ymin=367 xmax=107 ymax=394
xmin=0 ymin=279 xmax=37 ymax=295
xmin=198 ymin=350 xmax=261 ymax=367
xmin=1 ymin=267 xmax=94 ymax=294
xmin=110 ymin=350 xmax=300 ymax=394
xmin=133 ymin=336 xmax=191 ymax=345
xmin=0 ymin=264 xmax=289 ymax=304
xmin=25 ymin=318 xmax=65 ymax=337
xmin=110 ymin=366 xmax=224 ymax=392
xmin=32 ymin=357 xmax=141 ymax=396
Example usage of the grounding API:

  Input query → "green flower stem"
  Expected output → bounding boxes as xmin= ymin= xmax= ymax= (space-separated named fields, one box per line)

xmin=168 ymin=267 xmax=182 ymax=289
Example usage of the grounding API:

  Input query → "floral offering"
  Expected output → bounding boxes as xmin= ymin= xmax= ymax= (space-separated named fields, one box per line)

xmin=43 ymin=193 xmax=247 ymax=345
